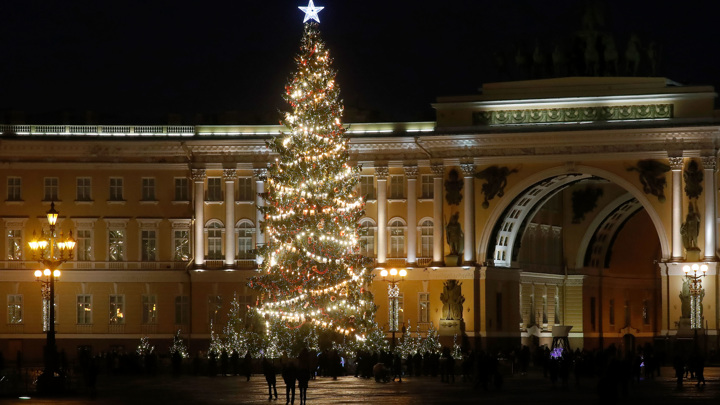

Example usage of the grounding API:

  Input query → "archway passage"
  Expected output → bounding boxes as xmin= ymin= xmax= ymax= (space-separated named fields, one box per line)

xmin=485 ymin=171 xmax=662 ymax=349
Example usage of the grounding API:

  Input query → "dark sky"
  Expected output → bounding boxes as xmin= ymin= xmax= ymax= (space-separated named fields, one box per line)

xmin=1 ymin=0 xmax=718 ymax=125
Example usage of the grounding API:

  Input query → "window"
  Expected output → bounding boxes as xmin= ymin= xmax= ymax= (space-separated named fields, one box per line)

xmin=142 ymin=295 xmax=158 ymax=324
xmin=109 ymin=295 xmax=125 ymax=324
xmin=418 ymin=292 xmax=429 ymax=323
xmin=109 ymin=178 xmax=124 ymax=201
xmin=359 ymin=220 xmax=375 ymax=257
xmin=77 ymin=295 xmax=92 ymax=325
xmin=76 ymin=177 xmax=92 ymax=201
xmin=6 ymin=229 xmax=22 ymax=260
xmin=421 ymin=175 xmax=434 ymax=198
xmin=108 ymin=229 xmax=125 ymax=261
xmin=174 ymin=177 xmax=189 ymax=201
xmin=237 ymin=221 xmax=254 ymax=259
xmin=420 ymin=219 xmax=433 ymax=258
xmin=207 ymin=177 xmax=222 ymax=201
xmin=7 ymin=294 xmax=23 ymax=324
xmin=359 ymin=176 xmax=375 ymax=200
xmin=141 ymin=178 xmax=156 ymax=201
xmin=42 ymin=295 xmax=58 ymax=332
xmin=7 ymin=177 xmax=22 ymax=201
xmin=76 ymin=229 xmax=93 ymax=261
xmin=238 ymin=177 xmax=254 ymax=201
xmin=173 ymin=230 xmax=190 ymax=261
xmin=44 ymin=177 xmax=59 ymax=201
xmin=609 ymin=299 xmax=615 ymax=325
xmin=389 ymin=175 xmax=404 ymax=199
xmin=206 ymin=222 xmax=223 ymax=260
xmin=208 ymin=295 xmax=222 ymax=325
xmin=389 ymin=219 xmax=405 ymax=257
xmin=141 ymin=230 xmax=157 ymax=261
xmin=175 ymin=296 xmax=189 ymax=325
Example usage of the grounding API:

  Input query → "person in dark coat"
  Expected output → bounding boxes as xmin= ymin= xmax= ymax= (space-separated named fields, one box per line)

xmin=244 ymin=352 xmax=253 ymax=381
xmin=282 ymin=362 xmax=297 ymax=405
xmin=297 ymin=366 xmax=311 ymax=405
xmin=262 ymin=358 xmax=278 ymax=400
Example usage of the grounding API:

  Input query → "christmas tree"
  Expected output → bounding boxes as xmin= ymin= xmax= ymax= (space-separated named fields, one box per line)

xmin=248 ymin=17 xmax=378 ymax=354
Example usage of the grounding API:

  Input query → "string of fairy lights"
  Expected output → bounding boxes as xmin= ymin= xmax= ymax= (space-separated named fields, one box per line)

xmin=248 ymin=8 xmax=374 ymax=342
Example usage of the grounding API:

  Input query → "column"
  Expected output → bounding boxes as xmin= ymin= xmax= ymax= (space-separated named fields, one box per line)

xmin=192 ymin=169 xmax=206 ymax=268
xmin=224 ymin=169 xmax=236 ymax=268
xmin=702 ymin=156 xmax=717 ymax=260
xmin=404 ymin=165 xmax=418 ymax=266
xmin=431 ymin=164 xmax=444 ymax=266
xmin=253 ymin=168 xmax=267 ymax=265
xmin=376 ymin=165 xmax=388 ymax=266
xmin=670 ymin=157 xmax=684 ymax=260
xmin=461 ymin=163 xmax=475 ymax=265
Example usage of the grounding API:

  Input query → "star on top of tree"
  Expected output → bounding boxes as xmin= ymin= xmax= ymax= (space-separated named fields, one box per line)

xmin=299 ymin=0 xmax=324 ymax=23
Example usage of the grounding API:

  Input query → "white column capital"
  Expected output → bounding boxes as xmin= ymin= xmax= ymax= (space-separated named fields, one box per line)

xmin=669 ymin=157 xmax=684 ymax=171
xmin=223 ymin=169 xmax=237 ymax=182
xmin=404 ymin=165 xmax=419 ymax=179
xmin=460 ymin=163 xmax=476 ymax=177
xmin=375 ymin=165 xmax=389 ymax=179
xmin=253 ymin=168 xmax=268 ymax=180
xmin=192 ymin=168 xmax=206 ymax=182
xmin=701 ymin=156 xmax=717 ymax=171
xmin=431 ymin=164 xmax=444 ymax=178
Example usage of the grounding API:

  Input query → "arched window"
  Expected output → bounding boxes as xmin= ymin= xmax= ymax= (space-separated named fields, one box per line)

xmin=388 ymin=218 xmax=406 ymax=257
xmin=236 ymin=220 xmax=255 ymax=259
xmin=419 ymin=219 xmax=433 ymax=258
xmin=205 ymin=220 xmax=223 ymax=260
xmin=359 ymin=218 xmax=376 ymax=257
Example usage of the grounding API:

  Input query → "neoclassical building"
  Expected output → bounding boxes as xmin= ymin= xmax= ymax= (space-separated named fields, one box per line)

xmin=1 ymin=77 xmax=718 ymax=361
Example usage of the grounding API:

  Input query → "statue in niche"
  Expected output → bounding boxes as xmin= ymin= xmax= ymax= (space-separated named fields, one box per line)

xmin=444 ymin=169 xmax=463 ymax=206
xmin=681 ymin=200 xmax=701 ymax=250
xmin=679 ymin=279 xmax=691 ymax=319
xmin=683 ymin=159 xmax=704 ymax=199
xmin=626 ymin=160 xmax=671 ymax=202
xmin=474 ymin=165 xmax=518 ymax=208
xmin=445 ymin=212 xmax=464 ymax=256
xmin=625 ymin=33 xmax=641 ymax=76
xmin=571 ymin=186 xmax=604 ymax=223
xmin=440 ymin=280 xmax=465 ymax=320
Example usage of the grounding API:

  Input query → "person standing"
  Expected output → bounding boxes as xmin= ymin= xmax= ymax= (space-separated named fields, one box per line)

xmin=297 ymin=366 xmax=311 ymax=405
xmin=262 ymin=358 xmax=278 ymax=400
xmin=282 ymin=362 xmax=297 ymax=405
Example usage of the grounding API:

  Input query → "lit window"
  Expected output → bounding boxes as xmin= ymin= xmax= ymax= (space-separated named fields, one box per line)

xmin=142 ymin=295 xmax=158 ymax=324
xmin=206 ymin=222 xmax=223 ymax=260
xmin=6 ymin=229 xmax=22 ymax=260
xmin=173 ymin=230 xmax=190 ymax=261
xmin=76 ymin=295 xmax=92 ymax=325
xmin=237 ymin=221 xmax=254 ymax=259
xmin=108 ymin=229 xmax=125 ymax=261
xmin=418 ymin=292 xmax=429 ymax=323
xmin=359 ymin=220 xmax=375 ymax=257
xmin=421 ymin=175 xmax=433 ymax=198
xmin=389 ymin=219 xmax=405 ymax=257
xmin=420 ymin=219 xmax=433 ymax=258
xmin=76 ymin=229 xmax=93 ymax=261
xmin=7 ymin=294 xmax=23 ymax=324
xmin=109 ymin=295 xmax=125 ymax=324
xmin=141 ymin=230 xmax=157 ymax=261
xmin=359 ymin=176 xmax=375 ymax=200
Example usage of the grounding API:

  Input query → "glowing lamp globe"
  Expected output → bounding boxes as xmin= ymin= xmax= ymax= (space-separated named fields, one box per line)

xmin=380 ymin=269 xmax=388 ymax=277
xmin=399 ymin=269 xmax=407 ymax=277
xmin=389 ymin=268 xmax=397 ymax=276
xmin=43 ymin=269 xmax=51 ymax=277
xmin=34 ymin=270 xmax=42 ymax=278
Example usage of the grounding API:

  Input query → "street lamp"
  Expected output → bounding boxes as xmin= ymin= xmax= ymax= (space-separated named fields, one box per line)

xmin=682 ymin=263 xmax=708 ymax=331
xmin=28 ymin=202 xmax=75 ymax=394
xmin=379 ymin=267 xmax=407 ymax=349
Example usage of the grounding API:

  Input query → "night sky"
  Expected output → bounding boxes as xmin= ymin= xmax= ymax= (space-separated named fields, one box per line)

xmin=1 ymin=0 xmax=717 ymax=125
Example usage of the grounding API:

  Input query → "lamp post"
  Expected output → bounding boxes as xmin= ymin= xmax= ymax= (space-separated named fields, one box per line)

xmin=379 ymin=268 xmax=407 ymax=350
xmin=682 ymin=263 xmax=707 ymax=348
xmin=28 ymin=202 xmax=75 ymax=393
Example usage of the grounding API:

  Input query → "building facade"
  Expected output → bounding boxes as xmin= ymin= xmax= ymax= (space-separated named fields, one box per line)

xmin=1 ymin=77 xmax=718 ymax=361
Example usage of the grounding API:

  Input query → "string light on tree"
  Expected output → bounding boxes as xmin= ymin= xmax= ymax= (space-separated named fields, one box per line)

xmin=248 ymin=10 xmax=381 ymax=353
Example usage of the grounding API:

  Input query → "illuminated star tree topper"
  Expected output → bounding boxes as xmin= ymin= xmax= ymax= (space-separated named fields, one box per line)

xmin=299 ymin=0 xmax=324 ymax=23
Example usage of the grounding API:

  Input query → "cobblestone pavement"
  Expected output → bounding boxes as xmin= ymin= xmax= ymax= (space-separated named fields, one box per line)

xmin=3 ymin=367 xmax=718 ymax=404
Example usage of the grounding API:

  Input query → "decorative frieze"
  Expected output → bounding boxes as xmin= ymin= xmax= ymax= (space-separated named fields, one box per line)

xmin=473 ymin=104 xmax=673 ymax=126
